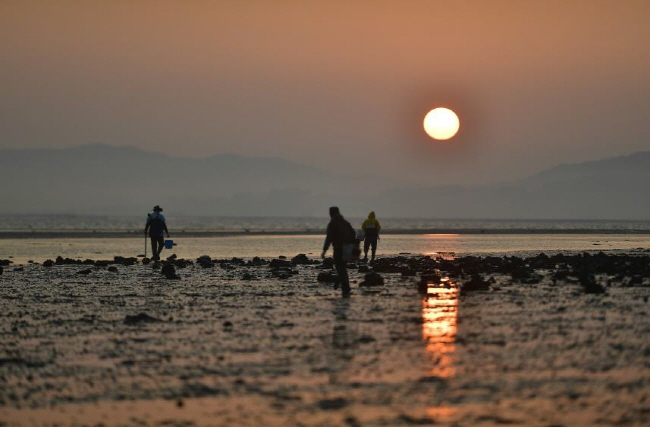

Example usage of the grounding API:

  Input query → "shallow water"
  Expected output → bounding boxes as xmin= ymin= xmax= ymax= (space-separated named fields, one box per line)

xmin=1 ymin=254 xmax=649 ymax=426
xmin=3 ymin=214 xmax=650 ymax=233
xmin=3 ymin=233 xmax=650 ymax=266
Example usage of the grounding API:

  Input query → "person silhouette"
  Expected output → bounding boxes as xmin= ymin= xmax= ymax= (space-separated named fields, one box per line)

xmin=361 ymin=211 xmax=381 ymax=263
xmin=321 ymin=206 xmax=356 ymax=297
xmin=144 ymin=205 xmax=170 ymax=261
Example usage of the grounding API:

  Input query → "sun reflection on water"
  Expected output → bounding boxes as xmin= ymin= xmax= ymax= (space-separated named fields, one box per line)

xmin=421 ymin=277 xmax=459 ymax=378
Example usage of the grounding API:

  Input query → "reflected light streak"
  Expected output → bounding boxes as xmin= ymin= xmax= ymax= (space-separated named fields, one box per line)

xmin=423 ymin=234 xmax=460 ymax=259
xmin=421 ymin=279 xmax=459 ymax=378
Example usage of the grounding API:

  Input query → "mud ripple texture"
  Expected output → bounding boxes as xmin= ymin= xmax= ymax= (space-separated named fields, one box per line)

xmin=1 ymin=253 xmax=649 ymax=426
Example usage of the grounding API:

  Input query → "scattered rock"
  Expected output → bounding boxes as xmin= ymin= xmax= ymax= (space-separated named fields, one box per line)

xmin=316 ymin=397 xmax=349 ymax=410
xmin=250 ymin=256 xmax=265 ymax=266
xmin=461 ymin=274 xmax=491 ymax=294
xmin=317 ymin=272 xmax=338 ymax=282
xmin=197 ymin=255 xmax=213 ymax=268
xmin=123 ymin=313 xmax=162 ymax=325
xmin=291 ymin=254 xmax=310 ymax=264
xmin=161 ymin=263 xmax=181 ymax=280
xmin=579 ymin=273 xmax=606 ymax=294
xmin=359 ymin=272 xmax=384 ymax=287
xmin=270 ymin=258 xmax=292 ymax=269
xmin=113 ymin=256 xmax=138 ymax=266
xmin=321 ymin=258 xmax=335 ymax=269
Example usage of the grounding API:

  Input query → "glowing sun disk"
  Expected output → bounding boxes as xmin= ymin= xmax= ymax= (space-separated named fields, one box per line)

xmin=423 ymin=108 xmax=460 ymax=140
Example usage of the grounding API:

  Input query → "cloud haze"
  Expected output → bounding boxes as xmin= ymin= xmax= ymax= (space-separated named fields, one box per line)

xmin=2 ymin=0 xmax=649 ymax=186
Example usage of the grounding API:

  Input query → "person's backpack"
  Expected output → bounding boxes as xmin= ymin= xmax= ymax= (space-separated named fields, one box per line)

xmin=341 ymin=219 xmax=360 ymax=261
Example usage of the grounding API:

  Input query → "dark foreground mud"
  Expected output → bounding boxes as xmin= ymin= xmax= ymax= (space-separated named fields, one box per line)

xmin=1 ymin=253 xmax=649 ymax=426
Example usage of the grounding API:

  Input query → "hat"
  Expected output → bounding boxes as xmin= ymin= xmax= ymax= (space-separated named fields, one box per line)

xmin=329 ymin=206 xmax=340 ymax=217
xmin=153 ymin=205 xmax=163 ymax=212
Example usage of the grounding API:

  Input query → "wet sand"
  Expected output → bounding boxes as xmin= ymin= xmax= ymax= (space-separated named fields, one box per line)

xmin=1 ymin=253 xmax=649 ymax=426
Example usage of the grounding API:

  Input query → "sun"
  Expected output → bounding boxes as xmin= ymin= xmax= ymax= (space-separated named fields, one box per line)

xmin=423 ymin=108 xmax=460 ymax=140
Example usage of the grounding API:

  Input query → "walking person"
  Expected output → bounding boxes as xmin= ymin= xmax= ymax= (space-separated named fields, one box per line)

xmin=144 ymin=205 xmax=170 ymax=261
xmin=361 ymin=211 xmax=381 ymax=263
xmin=321 ymin=206 xmax=356 ymax=298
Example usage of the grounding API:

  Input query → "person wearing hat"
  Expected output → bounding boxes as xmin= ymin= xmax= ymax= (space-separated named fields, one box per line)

xmin=321 ymin=206 xmax=356 ymax=297
xmin=144 ymin=205 xmax=170 ymax=261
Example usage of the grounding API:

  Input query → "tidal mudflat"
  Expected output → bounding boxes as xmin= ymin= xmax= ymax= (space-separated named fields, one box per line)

xmin=1 ymin=252 xmax=649 ymax=426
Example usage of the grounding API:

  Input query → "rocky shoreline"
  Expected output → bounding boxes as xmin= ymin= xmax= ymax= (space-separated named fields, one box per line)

xmin=1 ymin=252 xmax=649 ymax=426
xmin=3 ymin=250 xmax=650 ymax=293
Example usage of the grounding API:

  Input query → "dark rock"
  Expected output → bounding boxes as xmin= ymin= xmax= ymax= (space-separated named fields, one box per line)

xmin=43 ymin=259 xmax=54 ymax=267
xmin=418 ymin=281 xmax=428 ymax=295
xmin=123 ymin=313 xmax=162 ymax=325
xmin=291 ymin=254 xmax=310 ymax=264
xmin=270 ymin=258 xmax=292 ymax=268
xmin=174 ymin=259 xmax=193 ymax=268
xmin=321 ymin=258 xmax=335 ymax=269
xmin=418 ymin=274 xmax=443 ymax=294
xmin=317 ymin=397 xmax=349 ymax=410
xmin=359 ymin=272 xmax=384 ymax=287
xmin=317 ymin=271 xmax=338 ymax=282
xmin=197 ymin=255 xmax=213 ymax=268
xmin=113 ymin=256 xmax=137 ymax=266
xmin=270 ymin=268 xmax=297 ymax=279
xmin=579 ymin=273 xmax=606 ymax=294
xmin=250 ymin=256 xmax=265 ymax=266
xmin=107 ymin=266 xmax=118 ymax=273
xmin=56 ymin=256 xmax=82 ymax=265
xmin=76 ymin=269 xmax=92 ymax=275
xmin=161 ymin=263 xmax=180 ymax=280
xmin=461 ymin=274 xmax=490 ymax=294
xmin=420 ymin=274 xmax=441 ymax=285
xmin=358 ymin=265 xmax=370 ymax=273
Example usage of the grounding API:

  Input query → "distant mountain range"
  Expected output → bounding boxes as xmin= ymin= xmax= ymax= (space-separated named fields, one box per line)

xmin=2 ymin=144 xmax=649 ymax=219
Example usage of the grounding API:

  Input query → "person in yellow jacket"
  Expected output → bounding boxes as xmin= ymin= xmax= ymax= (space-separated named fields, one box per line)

xmin=361 ymin=211 xmax=381 ymax=263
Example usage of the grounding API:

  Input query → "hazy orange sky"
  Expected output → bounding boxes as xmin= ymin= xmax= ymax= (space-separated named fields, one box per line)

xmin=2 ymin=0 xmax=649 ymax=185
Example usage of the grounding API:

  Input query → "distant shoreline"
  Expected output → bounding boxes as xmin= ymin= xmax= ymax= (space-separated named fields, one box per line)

xmin=2 ymin=228 xmax=650 ymax=239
